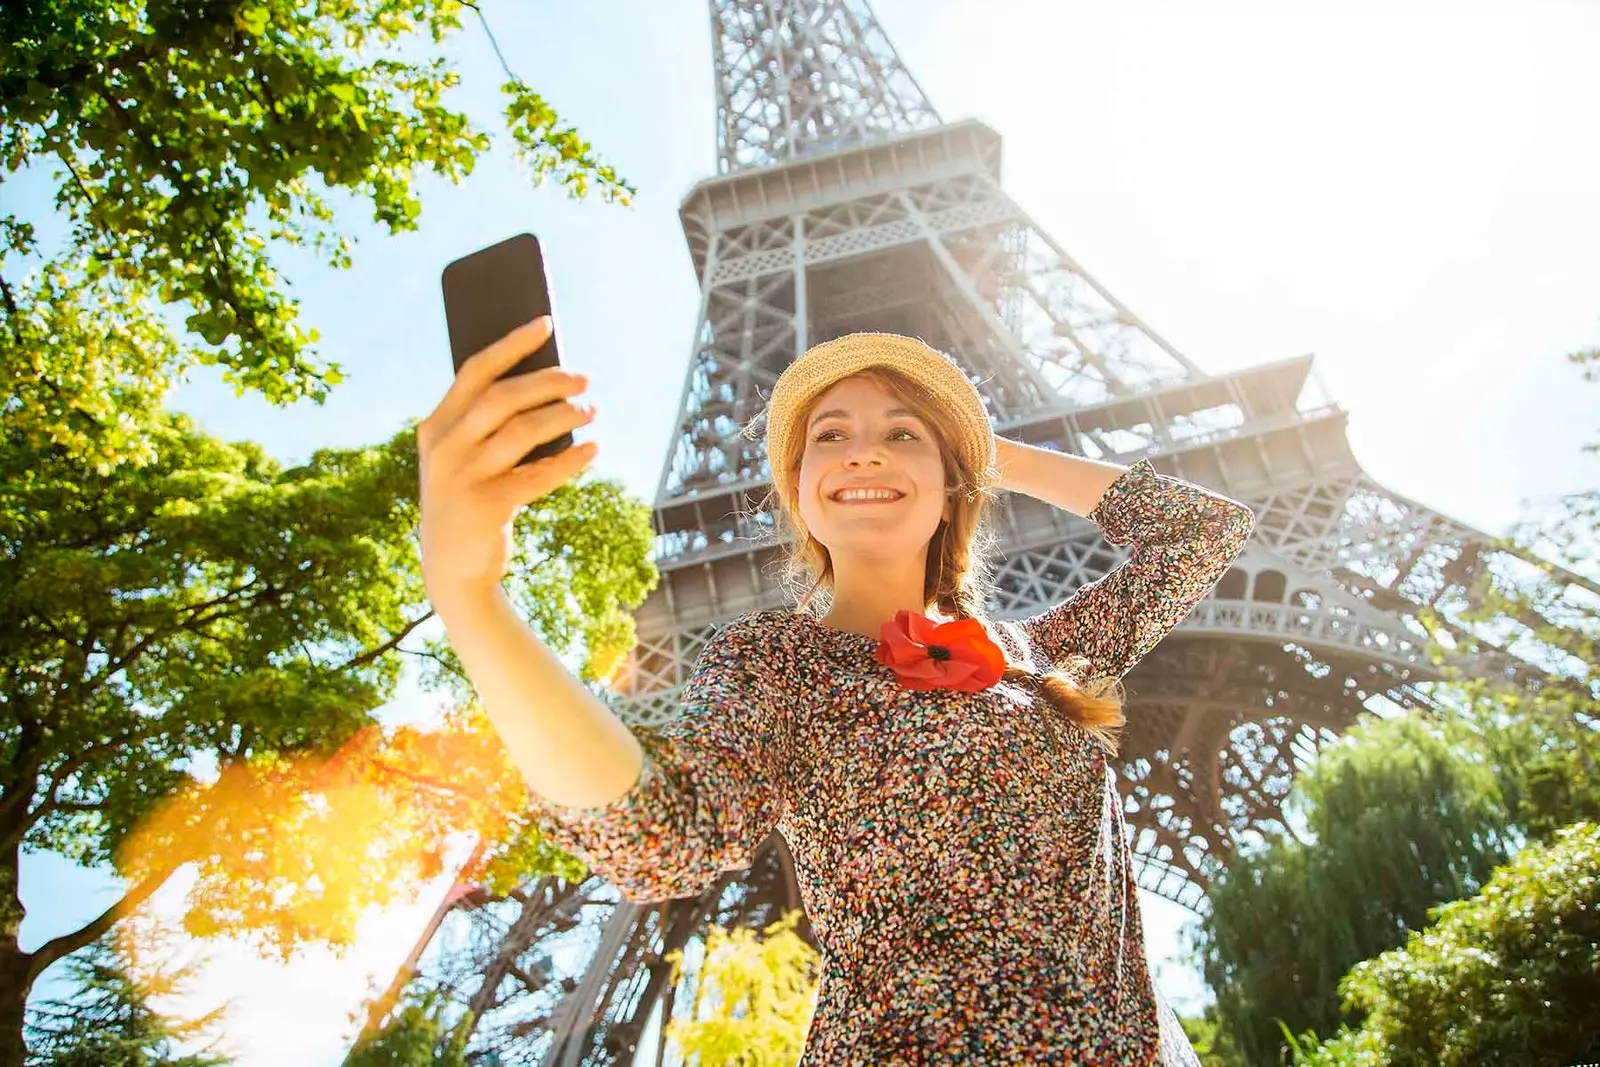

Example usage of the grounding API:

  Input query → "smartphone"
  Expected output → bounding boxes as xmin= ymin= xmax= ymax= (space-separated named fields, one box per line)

xmin=441 ymin=232 xmax=571 ymax=467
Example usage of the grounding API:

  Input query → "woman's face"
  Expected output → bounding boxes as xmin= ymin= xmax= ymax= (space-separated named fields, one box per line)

xmin=794 ymin=375 xmax=951 ymax=562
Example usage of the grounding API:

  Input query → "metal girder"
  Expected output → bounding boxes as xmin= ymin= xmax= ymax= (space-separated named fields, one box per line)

xmin=710 ymin=0 xmax=941 ymax=173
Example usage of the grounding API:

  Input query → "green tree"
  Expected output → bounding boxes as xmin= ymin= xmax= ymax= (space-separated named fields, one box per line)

xmin=22 ymin=935 xmax=231 ymax=1066
xmin=343 ymin=986 xmax=470 ymax=1067
xmin=1 ymin=0 xmax=634 ymax=465
xmin=1286 ymin=822 xmax=1600 ymax=1067
xmin=1 ymin=2 xmax=650 ymax=1061
xmin=0 ymin=390 xmax=657 ymax=1062
xmin=1182 ymin=1007 xmax=1248 ymax=1067
xmin=661 ymin=911 xmax=821 ymax=1067
xmin=1196 ymin=715 xmax=1515 ymax=1066
xmin=1197 ymin=336 xmax=1600 ymax=1066
xmin=1445 ymin=678 xmax=1600 ymax=847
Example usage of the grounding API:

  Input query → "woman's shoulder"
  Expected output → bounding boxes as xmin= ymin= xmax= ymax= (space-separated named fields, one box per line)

xmin=701 ymin=608 xmax=853 ymax=679
xmin=709 ymin=607 xmax=797 ymax=642
xmin=696 ymin=608 xmax=806 ymax=664
xmin=683 ymin=610 xmax=824 ymax=717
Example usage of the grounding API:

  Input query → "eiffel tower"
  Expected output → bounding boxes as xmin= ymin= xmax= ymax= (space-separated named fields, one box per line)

xmin=391 ymin=2 xmax=1596 ymax=1063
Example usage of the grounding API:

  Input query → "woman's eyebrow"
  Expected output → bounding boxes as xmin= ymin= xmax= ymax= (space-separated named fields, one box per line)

xmin=807 ymin=406 xmax=921 ymax=428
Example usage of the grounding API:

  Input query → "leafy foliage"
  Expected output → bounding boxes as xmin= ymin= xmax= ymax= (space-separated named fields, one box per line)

xmin=1443 ymin=678 xmax=1600 ymax=846
xmin=1196 ymin=714 xmax=1515 ymax=1065
xmin=1287 ymin=822 xmax=1600 ymax=1066
xmin=0 ymin=0 xmax=634 ymax=459
xmin=1 ymin=392 xmax=655 ymax=973
xmin=343 ymin=986 xmax=470 ymax=1067
xmin=0 ymin=253 xmax=181 ymax=471
xmin=1196 ymin=335 xmax=1600 ymax=1066
xmin=1181 ymin=1007 xmax=1248 ymax=1067
xmin=22 ymin=936 xmax=231 ymax=1066
xmin=1 ymin=1 xmax=650 ymax=1060
xmin=662 ymin=911 xmax=821 ymax=1067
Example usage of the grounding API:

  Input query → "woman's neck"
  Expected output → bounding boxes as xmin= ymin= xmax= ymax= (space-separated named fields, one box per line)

xmin=820 ymin=551 xmax=945 ymax=638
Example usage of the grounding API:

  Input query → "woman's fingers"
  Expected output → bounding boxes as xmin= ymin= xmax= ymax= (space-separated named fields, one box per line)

xmin=466 ymin=397 xmax=599 ymax=484
xmin=419 ymin=316 xmax=554 ymax=444
xmin=422 ymin=322 xmax=593 ymax=479
xmin=457 ymin=316 xmax=553 ymax=408
xmin=450 ymin=366 xmax=589 ymax=463
xmin=497 ymin=439 xmax=601 ymax=511
xmin=416 ymin=315 xmax=607 ymax=602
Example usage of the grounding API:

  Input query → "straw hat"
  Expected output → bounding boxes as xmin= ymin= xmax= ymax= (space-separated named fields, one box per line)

xmin=758 ymin=332 xmax=996 ymax=510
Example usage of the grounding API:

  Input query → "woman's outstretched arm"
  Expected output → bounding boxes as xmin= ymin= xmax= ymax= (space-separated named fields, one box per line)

xmin=439 ymin=591 xmax=791 ymax=902
xmin=434 ymin=584 xmax=645 ymax=809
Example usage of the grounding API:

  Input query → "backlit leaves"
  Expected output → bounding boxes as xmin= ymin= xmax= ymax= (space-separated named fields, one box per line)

xmin=1 ymin=0 xmax=634 ymax=461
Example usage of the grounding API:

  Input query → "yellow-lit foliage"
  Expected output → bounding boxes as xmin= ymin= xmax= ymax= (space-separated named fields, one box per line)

xmin=662 ymin=910 xmax=820 ymax=1067
xmin=113 ymin=702 xmax=579 ymax=962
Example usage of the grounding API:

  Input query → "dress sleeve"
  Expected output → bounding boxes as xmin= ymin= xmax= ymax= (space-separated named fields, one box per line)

xmin=1016 ymin=457 xmax=1256 ymax=682
xmin=526 ymin=613 xmax=792 ymax=904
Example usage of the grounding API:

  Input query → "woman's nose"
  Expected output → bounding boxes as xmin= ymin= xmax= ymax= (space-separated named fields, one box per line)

xmin=843 ymin=443 xmax=886 ymax=466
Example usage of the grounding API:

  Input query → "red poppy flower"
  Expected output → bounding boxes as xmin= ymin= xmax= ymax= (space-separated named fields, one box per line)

xmin=875 ymin=610 xmax=1007 ymax=692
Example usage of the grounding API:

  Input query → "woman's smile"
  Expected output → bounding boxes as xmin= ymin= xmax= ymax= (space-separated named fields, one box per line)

xmin=829 ymin=486 xmax=907 ymax=504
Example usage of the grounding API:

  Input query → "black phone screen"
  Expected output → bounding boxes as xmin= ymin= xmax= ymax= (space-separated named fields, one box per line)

xmin=441 ymin=232 xmax=571 ymax=465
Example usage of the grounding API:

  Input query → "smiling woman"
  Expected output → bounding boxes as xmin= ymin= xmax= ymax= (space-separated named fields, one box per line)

xmin=528 ymin=331 xmax=1255 ymax=1065
xmin=755 ymin=336 xmax=1141 ymax=757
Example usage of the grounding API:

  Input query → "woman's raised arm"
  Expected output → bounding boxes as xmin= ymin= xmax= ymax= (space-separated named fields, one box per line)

xmin=1014 ymin=457 xmax=1256 ymax=682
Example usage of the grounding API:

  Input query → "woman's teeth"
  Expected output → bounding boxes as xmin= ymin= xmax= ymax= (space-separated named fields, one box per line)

xmin=832 ymin=489 xmax=904 ymax=502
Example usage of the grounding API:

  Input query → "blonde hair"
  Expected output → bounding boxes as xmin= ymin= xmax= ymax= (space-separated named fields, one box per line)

xmin=752 ymin=365 xmax=1124 ymax=754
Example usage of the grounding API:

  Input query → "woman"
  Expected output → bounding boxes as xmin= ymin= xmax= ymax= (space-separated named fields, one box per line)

xmin=418 ymin=320 xmax=1256 ymax=1065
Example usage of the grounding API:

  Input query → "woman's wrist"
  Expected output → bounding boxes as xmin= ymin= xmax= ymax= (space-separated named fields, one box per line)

xmin=427 ymin=579 xmax=506 ymax=625
xmin=993 ymin=436 xmax=1128 ymax=517
xmin=993 ymin=436 xmax=1020 ymax=490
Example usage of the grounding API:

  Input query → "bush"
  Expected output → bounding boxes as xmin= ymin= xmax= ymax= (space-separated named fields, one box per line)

xmin=1290 ymin=822 xmax=1600 ymax=1066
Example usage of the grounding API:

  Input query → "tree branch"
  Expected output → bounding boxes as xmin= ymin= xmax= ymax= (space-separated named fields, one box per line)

xmin=25 ymin=857 xmax=186 ymax=987
xmin=54 ymin=149 xmax=98 ymax=209
xmin=0 ymin=732 xmax=139 ymax=853
xmin=400 ymin=645 xmax=472 ymax=687
xmin=363 ymin=759 xmax=475 ymax=800
xmin=458 ymin=0 xmax=517 ymax=83
xmin=0 ymin=726 xmax=45 ymax=841
xmin=86 ymin=575 xmax=270 ymax=695
xmin=335 ymin=610 xmax=434 ymax=673
xmin=38 ymin=799 xmax=103 ymax=816
xmin=0 ymin=270 xmax=17 ymax=341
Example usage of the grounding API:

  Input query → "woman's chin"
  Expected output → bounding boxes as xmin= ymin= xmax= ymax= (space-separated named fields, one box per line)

xmin=816 ymin=525 xmax=941 ymax=558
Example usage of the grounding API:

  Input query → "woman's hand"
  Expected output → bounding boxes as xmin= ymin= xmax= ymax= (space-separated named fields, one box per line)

xmin=416 ymin=316 xmax=599 ymax=608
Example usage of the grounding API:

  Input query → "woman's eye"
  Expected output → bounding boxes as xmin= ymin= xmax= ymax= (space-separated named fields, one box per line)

xmin=811 ymin=427 xmax=919 ymax=442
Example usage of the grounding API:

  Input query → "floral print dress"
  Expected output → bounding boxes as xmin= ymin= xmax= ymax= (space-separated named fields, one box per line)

xmin=530 ymin=457 xmax=1257 ymax=1065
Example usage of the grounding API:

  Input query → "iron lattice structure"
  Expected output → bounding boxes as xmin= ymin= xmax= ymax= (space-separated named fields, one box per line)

xmin=378 ymin=2 xmax=1599 ymax=1063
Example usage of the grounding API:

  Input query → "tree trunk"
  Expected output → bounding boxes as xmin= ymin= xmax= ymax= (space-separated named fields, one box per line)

xmin=0 ymin=839 xmax=182 ymax=1066
xmin=0 ymin=835 xmax=29 ymax=1067
xmin=0 ymin=943 xmax=29 ymax=1067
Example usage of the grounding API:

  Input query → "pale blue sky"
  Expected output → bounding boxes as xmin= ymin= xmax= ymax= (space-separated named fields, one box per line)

xmin=15 ymin=0 xmax=1600 ymax=1061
